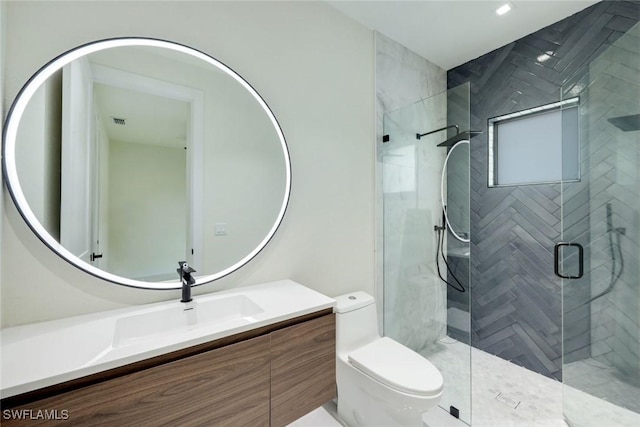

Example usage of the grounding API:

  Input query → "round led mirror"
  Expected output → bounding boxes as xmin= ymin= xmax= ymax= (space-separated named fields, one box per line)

xmin=2 ymin=38 xmax=291 ymax=289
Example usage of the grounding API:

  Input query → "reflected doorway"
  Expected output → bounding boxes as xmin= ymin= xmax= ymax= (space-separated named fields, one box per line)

xmin=60 ymin=60 xmax=204 ymax=281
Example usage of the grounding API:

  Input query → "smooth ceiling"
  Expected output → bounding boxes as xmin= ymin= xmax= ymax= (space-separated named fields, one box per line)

xmin=94 ymin=83 xmax=189 ymax=149
xmin=328 ymin=0 xmax=600 ymax=69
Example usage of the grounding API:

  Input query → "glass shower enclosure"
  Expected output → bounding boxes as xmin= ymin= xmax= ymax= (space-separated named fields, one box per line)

xmin=381 ymin=21 xmax=639 ymax=427
xmin=382 ymin=83 xmax=472 ymax=424
xmin=560 ymin=22 xmax=640 ymax=426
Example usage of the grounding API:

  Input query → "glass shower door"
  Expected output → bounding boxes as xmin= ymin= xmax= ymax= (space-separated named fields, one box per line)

xmin=560 ymin=22 xmax=640 ymax=426
xmin=382 ymin=84 xmax=471 ymax=424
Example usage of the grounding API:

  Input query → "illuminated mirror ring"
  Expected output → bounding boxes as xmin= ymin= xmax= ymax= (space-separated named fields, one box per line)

xmin=2 ymin=37 xmax=292 ymax=290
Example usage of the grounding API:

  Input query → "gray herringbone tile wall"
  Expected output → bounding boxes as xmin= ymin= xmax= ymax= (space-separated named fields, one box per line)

xmin=447 ymin=1 xmax=640 ymax=380
xmin=574 ymin=22 xmax=640 ymax=386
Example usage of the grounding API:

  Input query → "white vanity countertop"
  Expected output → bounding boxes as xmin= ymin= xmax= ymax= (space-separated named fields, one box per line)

xmin=0 ymin=279 xmax=335 ymax=398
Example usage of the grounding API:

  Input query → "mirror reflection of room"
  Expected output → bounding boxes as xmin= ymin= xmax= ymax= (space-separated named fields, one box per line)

xmin=93 ymin=83 xmax=190 ymax=281
xmin=14 ymin=45 xmax=288 ymax=282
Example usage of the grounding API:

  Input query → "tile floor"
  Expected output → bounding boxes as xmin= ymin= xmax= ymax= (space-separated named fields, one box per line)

xmin=563 ymin=358 xmax=640 ymax=414
xmin=429 ymin=338 xmax=640 ymax=427
xmin=291 ymin=338 xmax=639 ymax=427
xmin=288 ymin=403 xmax=344 ymax=427
xmin=288 ymin=402 xmax=467 ymax=427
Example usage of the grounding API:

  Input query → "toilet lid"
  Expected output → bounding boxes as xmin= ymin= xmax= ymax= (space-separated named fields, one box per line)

xmin=348 ymin=337 xmax=443 ymax=396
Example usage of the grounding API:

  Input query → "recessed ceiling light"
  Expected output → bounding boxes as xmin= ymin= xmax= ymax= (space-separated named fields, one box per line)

xmin=537 ymin=51 xmax=554 ymax=62
xmin=496 ymin=3 xmax=512 ymax=16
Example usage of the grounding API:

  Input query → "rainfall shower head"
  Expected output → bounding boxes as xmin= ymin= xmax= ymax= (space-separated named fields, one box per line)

xmin=437 ymin=130 xmax=483 ymax=147
xmin=608 ymin=114 xmax=640 ymax=132
xmin=416 ymin=124 xmax=482 ymax=147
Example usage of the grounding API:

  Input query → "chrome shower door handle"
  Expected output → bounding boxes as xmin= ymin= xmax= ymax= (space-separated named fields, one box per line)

xmin=554 ymin=242 xmax=584 ymax=279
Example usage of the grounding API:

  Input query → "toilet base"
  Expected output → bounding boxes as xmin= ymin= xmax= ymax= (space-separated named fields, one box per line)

xmin=336 ymin=358 xmax=440 ymax=427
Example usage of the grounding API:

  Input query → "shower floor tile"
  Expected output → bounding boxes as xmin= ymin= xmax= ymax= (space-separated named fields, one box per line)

xmin=422 ymin=337 xmax=472 ymax=423
xmin=423 ymin=337 xmax=640 ymax=427
xmin=564 ymin=358 xmax=640 ymax=414
xmin=471 ymin=344 xmax=565 ymax=427
xmin=291 ymin=343 xmax=639 ymax=426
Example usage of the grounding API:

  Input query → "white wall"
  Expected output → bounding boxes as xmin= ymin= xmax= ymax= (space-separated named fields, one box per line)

xmin=108 ymin=140 xmax=186 ymax=281
xmin=0 ymin=0 xmax=6 ymax=327
xmin=2 ymin=1 xmax=375 ymax=327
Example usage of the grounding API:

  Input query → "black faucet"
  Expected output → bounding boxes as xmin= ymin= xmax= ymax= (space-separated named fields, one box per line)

xmin=177 ymin=261 xmax=196 ymax=303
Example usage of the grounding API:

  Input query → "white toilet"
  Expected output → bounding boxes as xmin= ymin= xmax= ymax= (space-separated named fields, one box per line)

xmin=335 ymin=292 xmax=443 ymax=427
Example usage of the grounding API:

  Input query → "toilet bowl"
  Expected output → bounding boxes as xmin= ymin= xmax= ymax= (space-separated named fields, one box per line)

xmin=335 ymin=292 xmax=443 ymax=427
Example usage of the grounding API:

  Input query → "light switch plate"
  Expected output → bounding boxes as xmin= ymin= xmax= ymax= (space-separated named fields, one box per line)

xmin=215 ymin=223 xmax=227 ymax=236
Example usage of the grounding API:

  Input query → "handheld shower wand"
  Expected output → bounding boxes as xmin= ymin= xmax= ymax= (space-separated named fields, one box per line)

xmin=583 ymin=202 xmax=624 ymax=305
xmin=435 ymin=207 xmax=466 ymax=293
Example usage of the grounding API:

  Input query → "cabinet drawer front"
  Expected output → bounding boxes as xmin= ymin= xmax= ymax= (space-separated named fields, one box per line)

xmin=3 ymin=335 xmax=271 ymax=427
xmin=270 ymin=313 xmax=336 ymax=427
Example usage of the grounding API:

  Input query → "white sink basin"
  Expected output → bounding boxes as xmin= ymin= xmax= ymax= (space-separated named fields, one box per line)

xmin=114 ymin=295 xmax=263 ymax=347
xmin=0 ymin=279 xmax=336 ymax=398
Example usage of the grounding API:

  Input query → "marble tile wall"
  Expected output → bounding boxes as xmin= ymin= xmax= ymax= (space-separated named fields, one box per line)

xmin=382 ymin=96 xmax=448 ymax=350
xmin=374 ymin=32 xmax=446 ymax=343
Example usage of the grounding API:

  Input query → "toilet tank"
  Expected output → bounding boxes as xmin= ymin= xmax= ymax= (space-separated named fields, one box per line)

xmin=335 ymin=292 xmax=380 ymax=354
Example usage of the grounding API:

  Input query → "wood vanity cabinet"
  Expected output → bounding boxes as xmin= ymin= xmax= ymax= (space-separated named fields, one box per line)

xmin=1 ymin=310 xmax=336 ymax=427
xmin=270 ymin=312 xmax=336 ymax=426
